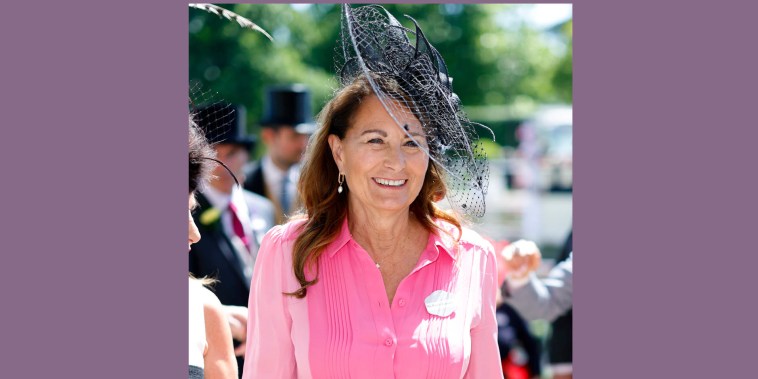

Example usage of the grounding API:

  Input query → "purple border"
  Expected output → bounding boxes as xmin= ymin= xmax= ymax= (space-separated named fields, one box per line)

xmin=3 ymin=1 xmax=187 ymax=377
xmin=5 ymin=1 xmax=755 ymax=377
xmin=568 ymin=0 xmax=758 ymax=377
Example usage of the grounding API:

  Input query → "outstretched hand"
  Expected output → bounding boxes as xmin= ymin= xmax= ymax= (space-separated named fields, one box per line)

xmin=500 ymin=239 xmax=541 ymax=282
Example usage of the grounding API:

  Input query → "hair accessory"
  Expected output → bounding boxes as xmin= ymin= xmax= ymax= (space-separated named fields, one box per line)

xmin=338 ymin=4 xmax=492 ymax=218
xmin=189 ymin=82 xmax=241 ymax=187
xmin=193 ymin=102 xmax=256 ymax=151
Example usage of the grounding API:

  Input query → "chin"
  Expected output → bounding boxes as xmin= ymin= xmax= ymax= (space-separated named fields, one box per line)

xmin=373 ymin=199 xmax=413 ymax=213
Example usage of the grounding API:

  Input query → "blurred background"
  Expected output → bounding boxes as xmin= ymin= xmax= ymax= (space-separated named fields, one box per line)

xmin=189 ymin=2 xmax=572 ymax=258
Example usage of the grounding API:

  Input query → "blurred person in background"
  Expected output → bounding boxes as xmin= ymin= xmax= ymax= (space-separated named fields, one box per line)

xmin=244 ymin=85 xmax=315 ymax=224
xmin=189 ymin=116 xmax=238 ymax=379
xmin=495 ymin=302 xmax=542 ymax=379
xmin=499 ymin=238 xmax=573 ymax=379
xmin=189 ymin=103 xmax=275 ymax=376
xmin=490 ymin=240 xmax=542 ymax=379
xmin=547 ymin=231 xmax=573 ymax=379
xmin=499 ymin=240 xmax=573 ymax=321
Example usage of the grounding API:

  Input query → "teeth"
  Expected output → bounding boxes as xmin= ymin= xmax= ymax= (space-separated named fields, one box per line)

xmin=375 ymin=178 xmax=405 ymax=186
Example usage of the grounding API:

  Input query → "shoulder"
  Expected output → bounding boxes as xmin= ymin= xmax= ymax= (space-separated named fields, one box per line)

xmin=189 ymin=279 xmax=227 ymax=319
xmin=253 ymin=219 xmax=307 ymax=292
xmin=433 ymin=218 xmax=494 ymax=256
xmin=256 ymin=218 xmax=308 ymax=270
xmin=459 ymin=228 xmax=494 ymax=254
xmin=189 ymin=277 xmax=209 ymax=295
xmin=263 ymin=218 xmax=308 ymax=243
xmin=191 ymin=280 xmax=223 ymax=308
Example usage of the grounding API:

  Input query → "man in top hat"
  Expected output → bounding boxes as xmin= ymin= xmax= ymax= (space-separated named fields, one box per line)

xmin=244 ymin=84 xmax=315 ymax=224
xmin=189 ymin=103 xmax=275 ymax=376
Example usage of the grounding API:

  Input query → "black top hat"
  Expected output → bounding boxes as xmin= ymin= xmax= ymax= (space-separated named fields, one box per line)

xmin=260 ymin=84 xmax=316 ymax=134
xmin=192 ymin=103 xmax=256 ymax=151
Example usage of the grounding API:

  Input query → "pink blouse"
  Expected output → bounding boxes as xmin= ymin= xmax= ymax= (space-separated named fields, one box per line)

xmin=242 ymin=217 xmax=503 ymax=379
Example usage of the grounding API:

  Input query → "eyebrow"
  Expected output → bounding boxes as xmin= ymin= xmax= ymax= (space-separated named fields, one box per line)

xmin=360 ymin=128 xmax=426 ymax=138
xmin=361 ymin=129 xmax=387 ymax=137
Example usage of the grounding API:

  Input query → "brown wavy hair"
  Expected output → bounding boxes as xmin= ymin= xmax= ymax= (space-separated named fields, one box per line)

xmin=288 ymin=74 xmax=462 ymax=298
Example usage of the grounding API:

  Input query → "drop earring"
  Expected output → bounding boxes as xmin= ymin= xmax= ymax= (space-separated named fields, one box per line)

xmin=337 ymin=173 xmax=345 ymax=194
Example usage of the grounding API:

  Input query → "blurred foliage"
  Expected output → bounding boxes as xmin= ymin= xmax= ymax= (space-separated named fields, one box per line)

xmin=478 ymin=138 xmax=503 ymax=160
xmin=189 ymin=4 xmax=572 ymax=149
xmin=551 ymin=19 xmax=573 ymax=102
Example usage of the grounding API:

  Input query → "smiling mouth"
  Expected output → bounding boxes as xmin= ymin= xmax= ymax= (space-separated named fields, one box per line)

xmin=373 ymin=178 xmax=407 ymax=187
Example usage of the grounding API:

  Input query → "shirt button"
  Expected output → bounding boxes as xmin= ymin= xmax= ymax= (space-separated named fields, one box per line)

xmin=398 ymin=299 xmax=407 ymax=307
xmin=384 ymin=338 xmax=393 ymax=347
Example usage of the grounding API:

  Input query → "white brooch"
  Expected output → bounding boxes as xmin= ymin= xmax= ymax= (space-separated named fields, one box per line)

xmin=424 ymin=290 xmax=456 ymax=317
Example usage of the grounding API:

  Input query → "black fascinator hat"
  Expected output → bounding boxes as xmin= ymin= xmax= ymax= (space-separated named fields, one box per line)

xmin=338 ymin=4 xmax=492 ymax=218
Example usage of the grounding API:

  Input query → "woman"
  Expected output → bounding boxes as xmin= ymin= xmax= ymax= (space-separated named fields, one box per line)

xmin=189 ymin=117 xmax=238 ymax=379
xmin=243 ymin=5 xmax=502 ymax=378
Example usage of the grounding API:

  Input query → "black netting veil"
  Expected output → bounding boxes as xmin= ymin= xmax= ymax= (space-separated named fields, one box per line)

xmin=189 ymin=81 xmax=236 ymax=146
xmin=189 ymin=81 xmax=241 ymax=187
xmin=338 ymin=4 xmax=491 ymax=218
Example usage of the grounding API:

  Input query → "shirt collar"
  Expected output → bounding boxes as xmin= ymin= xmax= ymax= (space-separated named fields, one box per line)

xmin=324 ymin=216 xmax=353 ymax=258
xmin=430 ymin=220 xmax=459 ymax=261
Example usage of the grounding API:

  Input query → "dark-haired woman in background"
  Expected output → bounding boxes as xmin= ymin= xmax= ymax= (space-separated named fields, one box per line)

xmin=189 ymin=117 xmax=238 ymax=379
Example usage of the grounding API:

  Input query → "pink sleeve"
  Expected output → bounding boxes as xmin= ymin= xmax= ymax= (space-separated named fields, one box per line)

xmin=242 ymin=226 xmax=297 ymax=378
xmin=464 ymin=242 xmax=505 ymax=379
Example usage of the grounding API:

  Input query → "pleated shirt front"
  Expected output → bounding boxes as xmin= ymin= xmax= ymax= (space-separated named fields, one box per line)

xmin=242 ymin=217 xmax=503 ymax=379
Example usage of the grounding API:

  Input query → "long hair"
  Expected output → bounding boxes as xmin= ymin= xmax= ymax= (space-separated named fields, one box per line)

xmin=289 ymin=74 xmax=462 ymax=298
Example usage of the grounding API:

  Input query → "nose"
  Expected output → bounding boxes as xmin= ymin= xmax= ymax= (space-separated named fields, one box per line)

xmin=383 ymin=144 xmax=407 ymax=171
xmin=189 ymin=218 xmax=201 ymax=246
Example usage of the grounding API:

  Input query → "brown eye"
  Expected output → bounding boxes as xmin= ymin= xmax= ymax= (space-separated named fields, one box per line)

xmin=404 ymin=140 xmax=420 ymax=147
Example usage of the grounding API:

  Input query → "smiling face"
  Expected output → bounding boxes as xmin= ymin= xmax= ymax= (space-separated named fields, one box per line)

xmin=328 ymin=95 xmax=429 ymax=215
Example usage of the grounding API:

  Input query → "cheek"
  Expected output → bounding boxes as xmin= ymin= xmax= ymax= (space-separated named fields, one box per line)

xmin=235 ymin=152 xmax=248 ymax=166
xmin=291 ymin=137 xmax=307 ymax=151
xmin=409 ymin=154 xmax=429 ymax=175
xmin=296 ymin=135 xmax=308 ymax=147
xmin=345 ymin=148 xmax=381 ymax=173
xmin=226 ymin=151 xmax=247 ymax=170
